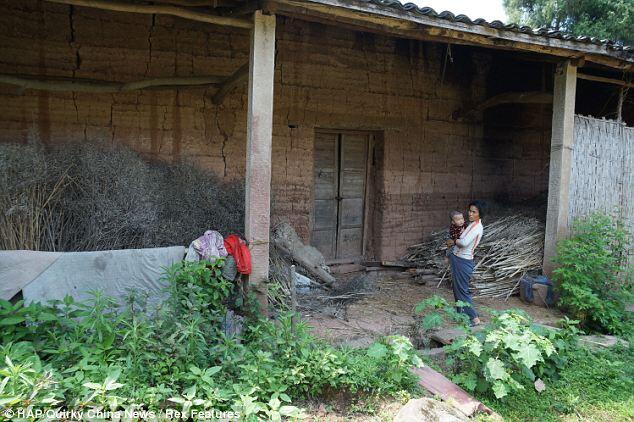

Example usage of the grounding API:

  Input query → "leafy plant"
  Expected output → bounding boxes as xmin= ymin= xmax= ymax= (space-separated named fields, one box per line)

xmin=475 ymin=338 xmax=634 ymax=421
xmin=0 ymin=259 xmax=422 ymax=417
xmin=413 ymin=295 xmax=471 ymax=349
xmin=445 ymin=310 xmax=566 ymax=399
xmin=414 ymin=295 xmax=472 ymax=330
xmin=553 ymin=213 xmax=633 ymax=334
xmin=0 ymin=348 xmax=60 ymax=412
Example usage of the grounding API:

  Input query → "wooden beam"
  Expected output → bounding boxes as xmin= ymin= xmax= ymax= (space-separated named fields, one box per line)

xmin=453 ymin=91 xmax=553 ymax=120
xmin=269 ymin=0 xmax=632 ymax=71
xmin=544 ymin=61 xmax=577 ymax=277
xmin=577 ymin=72 xmax=634 ymax=88
xmin=0 ymin=73 xmax=223 ymax=92
xmin=245 ymin=10 xmax=276 ymax=314
xmin=212 ymin=62 xmax=249 ymax=104
xmin=149 ymin=0 xmax=238 ymax=7
xmin=45 ymin=0 xmax=253 ymax=29
xmin=222 ymin=0 xmax=261 ymax=16
xmin=149 ymin=0 xmax=217 ymax=6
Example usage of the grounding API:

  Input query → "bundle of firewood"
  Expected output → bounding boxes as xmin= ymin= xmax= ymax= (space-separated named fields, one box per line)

xmin=402 ymin=215 xmax=545 ymax=298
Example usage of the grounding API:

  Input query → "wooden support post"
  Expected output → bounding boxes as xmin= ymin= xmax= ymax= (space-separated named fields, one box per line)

xmin=245 ymin=10 xmax=276 ymax=315
xmin=543 ymin=61 xmax=577 ymax=277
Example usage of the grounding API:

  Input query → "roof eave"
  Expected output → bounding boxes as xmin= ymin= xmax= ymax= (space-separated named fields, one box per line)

xmin=268 ymin=0 xmax=633 ymax=71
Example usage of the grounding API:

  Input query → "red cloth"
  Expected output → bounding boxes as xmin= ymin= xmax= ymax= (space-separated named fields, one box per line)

xmin=449 ymin=222 xmax=468 ymax=241
xmin=224 ymin=235 xmax=252 ymax=275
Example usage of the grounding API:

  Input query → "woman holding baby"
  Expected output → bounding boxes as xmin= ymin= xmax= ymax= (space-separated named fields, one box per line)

xmin=445 ymin=200 xmax=485 ymax=326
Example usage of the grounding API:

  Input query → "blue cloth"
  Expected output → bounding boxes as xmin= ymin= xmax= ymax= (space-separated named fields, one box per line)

xmin=520 ymin=275 xmax=554 ymax=305
xmin=449 ymin=252 xmax=478 ymax=321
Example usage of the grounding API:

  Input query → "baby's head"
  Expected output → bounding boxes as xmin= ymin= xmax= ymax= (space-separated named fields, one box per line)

xmin=450 ymin=210 xmax=464 ymax=227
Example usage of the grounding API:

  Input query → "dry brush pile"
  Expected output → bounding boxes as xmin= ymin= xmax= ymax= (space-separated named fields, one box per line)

xmin=403 ymin=215 xmax=545 ymax=298
xmin=0 ymin=142 xmax=244 ymax=251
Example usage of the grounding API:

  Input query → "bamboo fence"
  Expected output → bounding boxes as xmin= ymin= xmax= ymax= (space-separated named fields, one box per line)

xmin=570 ymin=116 xmax=634 ymax=232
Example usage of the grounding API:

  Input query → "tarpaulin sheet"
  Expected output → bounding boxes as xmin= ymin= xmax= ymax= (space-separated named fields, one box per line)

xmin=0 ymin=247 xmax=185 ymax=305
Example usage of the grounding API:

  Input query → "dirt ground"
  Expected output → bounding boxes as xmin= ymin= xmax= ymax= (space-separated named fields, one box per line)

xmin=302 ymin=270 xmax=563 ymax=348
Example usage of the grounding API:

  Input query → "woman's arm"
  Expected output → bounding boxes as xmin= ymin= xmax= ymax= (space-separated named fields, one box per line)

xmin=455 ymin=224 xmax=480 ymax=248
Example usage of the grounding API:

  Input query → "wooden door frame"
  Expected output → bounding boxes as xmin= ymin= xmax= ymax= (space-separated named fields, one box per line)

xmin=310 ymin=128 xmax=381 ymax=265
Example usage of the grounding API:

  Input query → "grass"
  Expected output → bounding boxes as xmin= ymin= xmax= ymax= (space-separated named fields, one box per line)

xmin=476 ymin=340 xmax=634 ymax=421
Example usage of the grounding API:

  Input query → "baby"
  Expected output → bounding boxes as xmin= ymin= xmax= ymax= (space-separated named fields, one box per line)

xmin=445 ymin=210 xmax=468 ymax=263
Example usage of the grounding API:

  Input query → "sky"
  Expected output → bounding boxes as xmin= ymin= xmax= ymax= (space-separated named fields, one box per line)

xmin=406 ymin=0 xmax=508 ymax=23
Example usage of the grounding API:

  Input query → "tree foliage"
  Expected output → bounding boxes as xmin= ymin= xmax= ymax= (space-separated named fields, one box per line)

xmin=503 ymin=0 xmax=634 ymax=45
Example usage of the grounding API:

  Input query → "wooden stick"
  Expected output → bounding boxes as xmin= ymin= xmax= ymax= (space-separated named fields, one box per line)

xmin=617 ymin=87 xmax=625 ymax=122
xmin=289 ymin=264 xmax=297 ymax=329
xmin=577 ymin=72 xmax=634 ymax=88
xmin=0 ymin=73 xmax=224 ymax=93
xmin=44 ymin=0 xmax=253 ymax=29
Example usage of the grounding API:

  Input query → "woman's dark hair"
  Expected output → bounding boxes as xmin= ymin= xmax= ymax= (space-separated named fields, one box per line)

xmin=468 ymin=200 xmax=486 ymax=219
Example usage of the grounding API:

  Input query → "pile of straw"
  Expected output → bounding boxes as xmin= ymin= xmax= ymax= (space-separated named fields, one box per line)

xmin=402 ymin=215 xmax=545 ymax=298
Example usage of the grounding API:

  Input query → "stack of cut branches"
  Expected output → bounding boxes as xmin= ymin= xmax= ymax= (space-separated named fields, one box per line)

xmin=268 ymin=245 xmax=293 ymax=311
xmin=402 ymin=215 xmax=545 ymax=298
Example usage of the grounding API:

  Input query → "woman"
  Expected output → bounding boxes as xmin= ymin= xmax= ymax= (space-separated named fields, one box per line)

xmin=446 ymin=200 xmax=485 ymax=326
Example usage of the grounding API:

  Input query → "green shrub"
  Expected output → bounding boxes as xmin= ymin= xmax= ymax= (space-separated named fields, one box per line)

xmin=476 ymin=339 xmax=634 ymax=421
xmin=444 ymin=310 xmax=576 ymax=399
xmin=553 ymin=213 xmax=633 ymax=334
xmin=0 ymin=259 xmax=422 ymax=419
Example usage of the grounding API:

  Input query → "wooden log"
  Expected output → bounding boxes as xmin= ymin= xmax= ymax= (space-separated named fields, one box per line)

xmin=272 ymin=241 xmax=335 ymax=287
xmin=380 ymin=260 xmax=419 ymax=268
xmin=0 ymin=73 xmax=223 ymax=93
xmin=45 ymin=0 xmax=253 ymax=29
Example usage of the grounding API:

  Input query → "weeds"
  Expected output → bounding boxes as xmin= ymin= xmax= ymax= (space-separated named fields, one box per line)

xmin=0 ymin=260 xmax=422 ymax=419
xmin=477 ymin=341 xmax=634 ymax=421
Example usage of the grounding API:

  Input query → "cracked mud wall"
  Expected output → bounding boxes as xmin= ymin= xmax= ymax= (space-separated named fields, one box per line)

xmin=0 ymin=0 xmax=247 ymax=175
xmin=0 ymin=1 xmax=548 ymax=260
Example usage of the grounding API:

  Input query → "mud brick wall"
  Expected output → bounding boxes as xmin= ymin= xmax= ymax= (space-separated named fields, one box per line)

xmin=0 ymin=1 xmax=550 ymax=260
xmin=481 ymin=57 xmax=552 ymax=205
xmin=482 ymin=104 xmax=551 ymax=202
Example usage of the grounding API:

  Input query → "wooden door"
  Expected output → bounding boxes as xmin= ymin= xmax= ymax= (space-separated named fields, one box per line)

xmin=312 ymin=131 xmax=368 ymax=262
